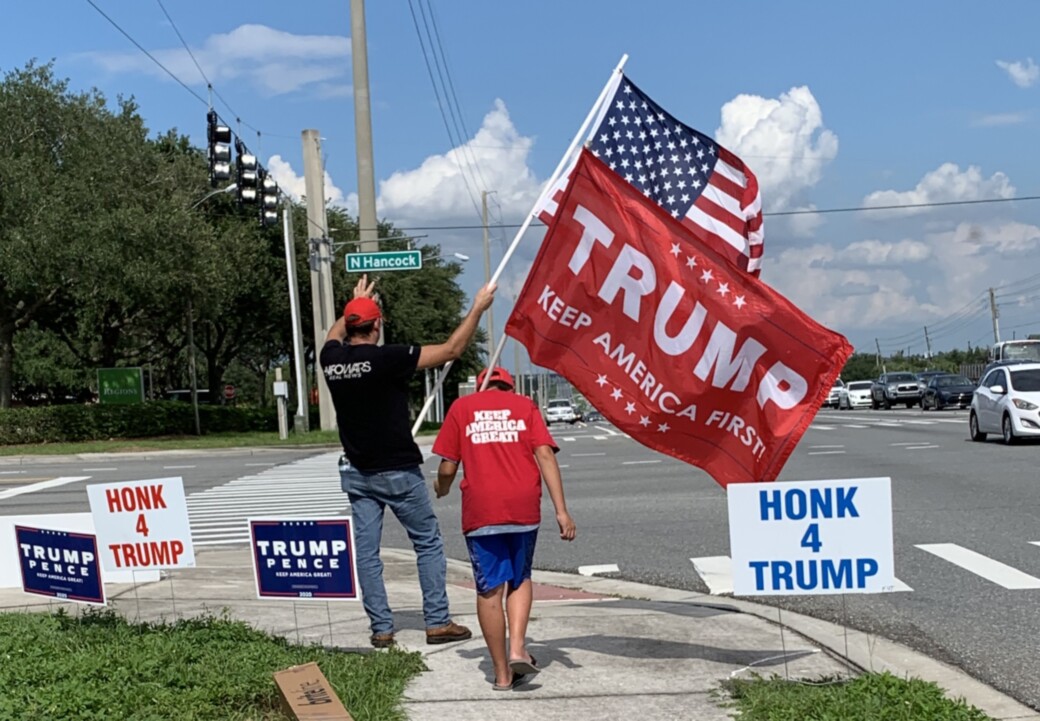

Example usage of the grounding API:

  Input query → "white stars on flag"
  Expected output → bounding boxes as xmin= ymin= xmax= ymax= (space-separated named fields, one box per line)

xmin=700 ymin=269 xmax=713 ymax=283
xmin=596 ymin=374 xmax=608 ymax=387
xmin=610 ymin=387 xmax=623 ymax=401
xmin=639 ymin=416 xmax=651 ymax=427
xmin=670 ymin=243 xmax=681 ymax=257
xmin=716 ymin=282 xmax=730 ymax=297
xmin=686 ymin=256 xmax=697 ymax=269
xmin=657 ymin=422 xmax=670 ymax=433
xmin=733 ymin=295 xmax=747 ymax=309
xmin=624 ymin=402 xmax=636 ymax=415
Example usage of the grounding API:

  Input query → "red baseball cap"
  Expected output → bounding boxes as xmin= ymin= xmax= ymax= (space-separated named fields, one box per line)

xmin=343 ymin=297 xmax=382 ymax=327
xmin=477 ymin=366 xmax=514 ymax=389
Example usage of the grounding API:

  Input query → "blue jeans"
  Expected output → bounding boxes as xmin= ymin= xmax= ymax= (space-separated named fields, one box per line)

xmin=340 ymin=464 xmax=451 ymax=635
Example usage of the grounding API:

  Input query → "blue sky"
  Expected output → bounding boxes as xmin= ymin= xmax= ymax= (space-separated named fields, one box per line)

xmin=5 ymin=1 xmax=1040 ymax=366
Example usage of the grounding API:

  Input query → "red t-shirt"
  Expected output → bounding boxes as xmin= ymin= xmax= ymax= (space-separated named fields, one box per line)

xmin=433 ymin=389 xmax=557 ymax=534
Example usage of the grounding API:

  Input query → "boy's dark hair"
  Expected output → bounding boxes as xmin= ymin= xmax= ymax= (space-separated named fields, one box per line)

xmin=346 ymin=320 xmax=376 ymax=339
xmin=487 ymin=380 xmax=513 ymax=392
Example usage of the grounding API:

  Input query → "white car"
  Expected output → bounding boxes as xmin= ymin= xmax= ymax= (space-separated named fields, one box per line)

xmin=839 ymin=380 xmax=873 ymax=409
xmin=969 ymin=362 xmax=1040 ymax=444
xmin=544 ymin=399 xmax=577 ymax=425
xmin=823 ymin=378 xmax=844 ymax=408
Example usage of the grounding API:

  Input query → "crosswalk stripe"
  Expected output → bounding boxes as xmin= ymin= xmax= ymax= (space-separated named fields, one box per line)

xmin=578 ymin=564 xmax=619 ymax=576
xmin=690 ymin=555 xmax=913 ymax=595
xmin=916 ymin=543 xmax=1040 ymax=589
xmin=810 ymin=425 xmax=836 ymax=431
xmin=185 ymin=452 xmax=346 ymax=546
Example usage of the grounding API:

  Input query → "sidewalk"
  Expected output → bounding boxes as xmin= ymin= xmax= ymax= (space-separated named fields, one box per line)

xmin=1 ymin=546 xmax=1035 ymax=721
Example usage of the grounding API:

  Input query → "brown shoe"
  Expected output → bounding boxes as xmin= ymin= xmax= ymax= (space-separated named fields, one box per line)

xmin=425 ymin=621 xmax=472 ymax=645
xmin=370 ymin=632 xmax=395 ymax=648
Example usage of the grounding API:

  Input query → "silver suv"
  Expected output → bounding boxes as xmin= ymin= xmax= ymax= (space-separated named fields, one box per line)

xmin=870 ymin=372 xmax=923 ymax=409
xmin=545 ymin=399 xmax=577 ymax=425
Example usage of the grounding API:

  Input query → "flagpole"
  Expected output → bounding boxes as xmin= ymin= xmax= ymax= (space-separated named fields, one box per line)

xmin=411 ymin=54 xmax=629 ymax=435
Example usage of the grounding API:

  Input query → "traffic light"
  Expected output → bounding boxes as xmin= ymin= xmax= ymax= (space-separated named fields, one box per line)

xmin=206 ymin=111 xmax=231 ymax=188
xmin=234 ymin=138 xmax=258 ymax=204
xmin=259 ymin=169 xmax=279 ymax=227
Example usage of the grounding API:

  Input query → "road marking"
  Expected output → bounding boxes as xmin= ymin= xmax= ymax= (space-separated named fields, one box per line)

xmin=595 ymin=425 xmax=620 ymax=437
xmin=593 ymin=435 xmax=608 ymax=440
xmin=0 ymin=476 xmax=91 ymax=501
xmin=163 ymin=465 xmax=196 ymax=470
xmin=807 ymin=450 xmax=846 ymax=456
xmin=558 ymin=464 xmax=570 ymax=469
xmin=690 ymin=556 xmax=735 ymax=595
xmin=0 ymin=471 xmax=26 ymax=475
xmin=890 ymin=442 xmax=920 ymax=446
xmin=244 ymin=462 xmax=276 ymax=467
xmin=571 ymin=452 xmax=605 ymax=457
xmin=809 ymin=445 xmax=844 ymax=449
xmin=561 ymin=437 xmax=576 ymax=442
xmin=810 ymin=425 xmax=835 ymax=430
xmin=81 ymin=467 xmax=118 ymax=472
xmin=873 ymin=422 xmax=901 ymax=427
xmin=843 ymin=424 xmax=868 ymax=429
xmin=691 ymin=555 xmax=913 ymax=595
xmin=621 ymin=460 xmax=661 ymax=465
xmin=916 ymin=543 xmax=1040 ymax=589
xmin=905 ymin=445 xmax=940 ymax=450
xmin=578 ymin=564 xmax=619 ymax=576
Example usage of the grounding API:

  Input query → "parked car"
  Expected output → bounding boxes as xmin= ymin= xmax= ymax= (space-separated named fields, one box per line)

xmin=584 ymin=410 xmax=605 ymax=423
xmin=870 ymin=372 xmax=922 ymax=409
xmin=823 ymin=378 xmax=845 ymax=408
xmin=969 ymin=362 xmax=1040 ymax=444
xmin=838 ymin=380 xmax=873 ymax=409
xmin=544 ymin=398 xmax=578 ymax=425
xmin=921 ymin=374 xmax=975 ymax=411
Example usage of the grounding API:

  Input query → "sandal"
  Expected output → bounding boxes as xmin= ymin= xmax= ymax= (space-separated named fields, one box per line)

xmin=508 ymin=654 xmax=539 ymax=676
xmin=492 ymin=672 xmax=528 ymax=691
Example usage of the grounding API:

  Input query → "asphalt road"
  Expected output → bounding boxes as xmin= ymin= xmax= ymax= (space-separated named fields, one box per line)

xmin=3 ymin=410 xmax=1039 ymax=709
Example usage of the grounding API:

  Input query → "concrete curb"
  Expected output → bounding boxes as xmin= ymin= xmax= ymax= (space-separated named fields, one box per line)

xmin=494 ymin=560 xmax=1039 ymax=721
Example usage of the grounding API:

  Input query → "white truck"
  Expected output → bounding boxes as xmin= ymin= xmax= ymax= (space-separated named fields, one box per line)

xmin=544 ymin=398 xmax=578 ymax=425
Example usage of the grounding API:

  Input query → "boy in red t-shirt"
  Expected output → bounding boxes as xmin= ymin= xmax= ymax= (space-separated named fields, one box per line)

xmin=432 ymin=366 xmax=576 ymax=691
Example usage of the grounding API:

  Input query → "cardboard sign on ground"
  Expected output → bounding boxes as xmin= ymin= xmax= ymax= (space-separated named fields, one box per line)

xmin=273 ymin=662 xmax=353 ymax=721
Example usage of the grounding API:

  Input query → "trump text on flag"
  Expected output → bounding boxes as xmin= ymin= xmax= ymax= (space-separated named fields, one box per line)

xmin=506 ymin=151 xmax=851 ymax=486
xmin=86 ymin=477 xmax=196 ymax=572
xmin=727 ymin=478 xmax=896 ymax=595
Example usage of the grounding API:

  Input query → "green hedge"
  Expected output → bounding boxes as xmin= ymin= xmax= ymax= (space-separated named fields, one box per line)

xmin=0 ymin=402 xmax=277 ymax=445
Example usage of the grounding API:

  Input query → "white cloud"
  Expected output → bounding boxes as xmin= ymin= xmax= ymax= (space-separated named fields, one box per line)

xmin=972 ymin=112 xmax=1029 ymax=127
xmin=996 ymin=58 xmax=1039 ymax=88
xmin=766 ymin=220 xmax=1040 ymax=351
xmin=862 ymin=163 xmax=1015 ymax=217
xmin=267 ymin=154 xmax=348 ymax=209
xmin=83 ymin=24 xmax=350 ymax=97
xmin=714 ymin=85 xmax=838 ymax=235
xmin=377 ymin=99 xmax=541 ymax=223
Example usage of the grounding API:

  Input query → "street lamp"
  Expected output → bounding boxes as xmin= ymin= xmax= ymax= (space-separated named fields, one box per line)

xmin=191 ymin=184 xmax=238 ymax=210
xmin=453 ymin=252 xmax=470 ymax=261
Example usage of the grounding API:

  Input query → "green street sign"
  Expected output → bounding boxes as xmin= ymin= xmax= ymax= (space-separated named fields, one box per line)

xmin=345 ymin=250 xmax=423 ymax=273
xmin=97 ymin=368 xmax=145 ymax=405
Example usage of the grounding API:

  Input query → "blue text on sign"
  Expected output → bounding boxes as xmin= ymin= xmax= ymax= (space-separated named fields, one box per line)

xmin=749 ymin=558 xmax=879 ymax=591
xmin=759 ymin=486 xmax=859 ymax=521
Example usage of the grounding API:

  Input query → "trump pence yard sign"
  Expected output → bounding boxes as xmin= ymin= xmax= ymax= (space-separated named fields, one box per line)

xmin=87 ymin=477 xmax=196 ymax=572
xmin=727 ymin=477 xmax=895 ymax=595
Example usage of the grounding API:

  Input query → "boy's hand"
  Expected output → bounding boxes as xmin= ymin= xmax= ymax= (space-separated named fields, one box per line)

xmin=434 ymin=478 xmax=451 ymax=498
xmin=556 ymin=511 xmax=576 ymax=541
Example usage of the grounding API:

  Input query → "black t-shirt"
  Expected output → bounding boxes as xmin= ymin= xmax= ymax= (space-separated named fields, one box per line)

xmin=319 ymin=341 xmax=423 ymax=473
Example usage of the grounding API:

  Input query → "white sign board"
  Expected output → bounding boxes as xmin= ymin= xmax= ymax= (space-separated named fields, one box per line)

xmin=87 ymin=477 xmax=196 ymax=572
xmin=728 ymin=477 xmax=894 ymax=595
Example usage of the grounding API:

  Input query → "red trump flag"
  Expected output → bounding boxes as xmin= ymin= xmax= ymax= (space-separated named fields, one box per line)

xmin=506 ymin=150 xmax=852 ymax=487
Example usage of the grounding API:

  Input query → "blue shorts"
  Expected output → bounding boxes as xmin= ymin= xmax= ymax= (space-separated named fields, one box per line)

xmin=465 ymin=530 xmax=538 ymax=595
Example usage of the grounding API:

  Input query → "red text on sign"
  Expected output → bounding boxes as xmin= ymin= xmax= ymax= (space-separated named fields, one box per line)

xmin=108 ymin=540 xmax=184 ymax=568
xmin=105 ymin=484 xmax=167 ymax=513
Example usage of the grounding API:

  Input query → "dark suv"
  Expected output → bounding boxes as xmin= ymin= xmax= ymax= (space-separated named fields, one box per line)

xmin=871 ymin=372 xmax=923 ymax=409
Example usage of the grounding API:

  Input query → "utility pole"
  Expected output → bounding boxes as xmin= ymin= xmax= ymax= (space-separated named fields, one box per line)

xmin=924 ymin=326 xmax=933 ymax=360
xmin=302 ymin=129 xmax=337 ymax=431
xmin=283 ymin=208 xmax=308 ymax=432
xmin=482 ymin=190 xmax=494 ymax=355
xmin=875 ymin=338 xmax=886 ymax=374
xmin=988 ymin=287 xmax=1001 ymax=344
xmin=351 ymin=0 xmax=379 ymax=254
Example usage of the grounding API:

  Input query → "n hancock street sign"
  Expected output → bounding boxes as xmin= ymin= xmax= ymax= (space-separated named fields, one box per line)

xmin=345 ymin=250 xmax=423 ymax=273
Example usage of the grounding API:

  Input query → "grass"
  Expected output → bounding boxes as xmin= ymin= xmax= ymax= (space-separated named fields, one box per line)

xmin=0 ymin=429 xmax=441 ymax=457
xmin=0 ymin=609 xmax=426 ymax=721
xmin=718 ymin=672 xmax=994 ymax=721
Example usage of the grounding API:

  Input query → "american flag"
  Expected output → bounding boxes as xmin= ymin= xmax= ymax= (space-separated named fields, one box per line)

xmin=539 ymin=74 xmax=764 ymax=276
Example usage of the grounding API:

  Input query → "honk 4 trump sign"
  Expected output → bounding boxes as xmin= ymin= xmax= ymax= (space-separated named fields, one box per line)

xmin=728 ymin=477 xmax=895 ymax=595
xmin=87 ymin=477 xmax=196 ymax=572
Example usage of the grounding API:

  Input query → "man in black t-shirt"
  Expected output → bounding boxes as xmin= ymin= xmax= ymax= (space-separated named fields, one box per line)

xmin=320 ymin=274 xmax=495 ymax=648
